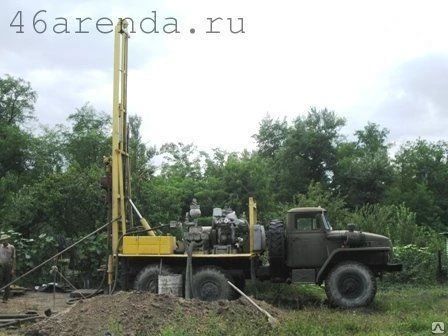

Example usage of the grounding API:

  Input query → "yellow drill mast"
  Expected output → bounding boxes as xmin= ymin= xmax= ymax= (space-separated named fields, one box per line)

xmin=111 ymin=19 xmax=129 ymax=258
xmin=108 ymin=19 xmax=157 ymax=291
xmin=108 ymin=18 xmax=130 ymax=290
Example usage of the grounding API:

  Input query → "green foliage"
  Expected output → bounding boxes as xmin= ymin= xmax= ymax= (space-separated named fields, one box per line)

xmin=0 ymin=172 xmax=20 ymax=205
xmin=148 ymin=146 xmax=276 ymax=222
xmin=0 ymin=74 xmax=37 ymax=125
xmin=385 ymin=244 xmax=437 ymax=284
xmin=72 ymin=232 xmax=108 ymax=275
xmin=334 ymin=123 xmax=393 ymax=207
xmin=210 ymin=151 xmax=275 ymax=216
xmin=2 ymin=166 xmax=107 ymax=237
xmin=349 ymin=203 xmax=441 ymax=248
xmin=253 ymin=114 xmax=288 ymax=159
xmin=128 ymin=115 xmax=156 ymax=189
xmin=65 ymin=103 xmax=110 ymax=169
xmin=275 ymin=107 xmax=346 ymax=200
xmin=160 ymin=142 xmax=202 ymax=180
xmin=137 ymin=176 xmax=187 ymax=225
xmin=2 ymin=74 xmax=448 ymax=288
xmin=0 ymin=123 xmax=33 ymax=178
xmin=1 ymin=229 xmax=58 ymax=286
xmin=0 ymin=75 xmax=37 ymax=183
xmin=387 ymin=139 xmax=448 ymax=230
xmin=27 ymin=126 xmax=66 ymax=177
xmin=350 ymin=204 xmax=443 ymax=284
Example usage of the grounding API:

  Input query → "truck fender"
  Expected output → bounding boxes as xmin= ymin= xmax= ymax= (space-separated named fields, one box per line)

xmin=316 ymin=247 xmax=390 ymax=284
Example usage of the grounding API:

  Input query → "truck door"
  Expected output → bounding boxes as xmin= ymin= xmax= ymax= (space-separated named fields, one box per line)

xmin=286 ymin=212 xmax=327 ymax=268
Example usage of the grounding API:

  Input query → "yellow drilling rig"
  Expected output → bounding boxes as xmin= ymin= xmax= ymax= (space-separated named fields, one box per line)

xmin=104 ymin=19 xmax=263 ymax=301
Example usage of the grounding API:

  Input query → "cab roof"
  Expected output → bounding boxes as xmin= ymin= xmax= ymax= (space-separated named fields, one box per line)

xmin=287 ymin=207 xmax=326 ymax=213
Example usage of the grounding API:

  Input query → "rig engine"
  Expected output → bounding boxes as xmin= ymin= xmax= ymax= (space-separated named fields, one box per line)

xmin=181 ymin=200 xmax=249 ymax=254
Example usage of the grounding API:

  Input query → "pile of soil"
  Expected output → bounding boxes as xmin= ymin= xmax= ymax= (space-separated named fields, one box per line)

xmin=23 ymin=291 xmax=280 ymax=336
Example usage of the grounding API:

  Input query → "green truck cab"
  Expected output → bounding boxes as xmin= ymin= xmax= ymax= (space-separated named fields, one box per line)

xmin=265 ymin=207 xmax=402 ymax=308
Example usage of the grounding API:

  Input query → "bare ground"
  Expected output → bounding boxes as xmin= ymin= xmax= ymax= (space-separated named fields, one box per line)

xmin=0 ymin=291 xmax=72 ymax=336
xmin=0 ymin=290 xmax=280 ymax=336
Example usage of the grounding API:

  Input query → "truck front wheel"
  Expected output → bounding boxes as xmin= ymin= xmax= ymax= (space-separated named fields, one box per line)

xmin=325 ymin=261 xmax=377 ymax=308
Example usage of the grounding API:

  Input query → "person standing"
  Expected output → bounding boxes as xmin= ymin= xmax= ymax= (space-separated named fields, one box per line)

xmin=0 ymin=235 xmax=15 ymax=303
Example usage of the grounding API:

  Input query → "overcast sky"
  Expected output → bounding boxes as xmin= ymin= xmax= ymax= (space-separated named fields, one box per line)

xmin=1 ymin=0 xmax=448 ymax=153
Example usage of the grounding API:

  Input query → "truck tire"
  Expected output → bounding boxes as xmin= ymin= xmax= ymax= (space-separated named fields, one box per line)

xmin=192 ymin=267 xmax=233 ymax=301
xmin=134 ymin=265 xmax=171 ymax=292
xmin=268 ymin=220 xmax=286 ymax=279
xmin=325 ymin=261 xmax=377 ymax=308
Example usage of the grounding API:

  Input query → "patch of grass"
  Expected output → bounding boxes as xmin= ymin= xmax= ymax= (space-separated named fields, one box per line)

xmin=246 ymin=281 xmax=326 ymax=309
xmin=159 ymin=308 xmax=272 ymax=336
xmin=157 ymin=284 xmax=448 ymax=336
xmin=106 ymin=318 xmax=124 ymax=336
xmin=273 ymin=284 xmax=448 ymax=336
xmin=159 ymin=310 xmax=202 ymax=336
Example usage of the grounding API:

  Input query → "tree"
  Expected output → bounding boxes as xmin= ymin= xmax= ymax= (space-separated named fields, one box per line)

xmin=1 ymin=103 xmax=111 ymax=238
xmin=128 ymin=115 xmax=156 ymax=182
xmin=159 ymin=142 xmax=202 ymax=180
xmin=387 ymin=139 xmax=448 ymax=229
xmin=275 ymin=107 xmax=345 ymax=201
xmin=0 ymin=123 xmax=32 ymax=178
xmin=0 ymin=75 xmax=37 ymax=125
xmin=210 ymin=150 xmax=274 ymax=216
xmin=355 ymin=122 xmax=389 ymax=152
xmin=126 ymin=115 xmax=157 ymax=224
xmin=139 ymin=142 xmax=204 ymax=222
xmin=2 ymin=166 xmax=106 ymax=237
xmin=333 ymin=123 xmax=393 ymax=208
xmin=0 ymin=75 xmax=37 ymax=188
xmin=27 ymin=125 xmax=66 ymax=178
xmin=64 ymin=103 xmax=110 ymax=169
xmin=253 ymin=115 xmax=288 ymax=159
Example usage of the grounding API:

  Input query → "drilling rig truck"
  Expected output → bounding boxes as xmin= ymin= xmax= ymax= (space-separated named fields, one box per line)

xmin=104 ymin=19 xmax=402 ymax=309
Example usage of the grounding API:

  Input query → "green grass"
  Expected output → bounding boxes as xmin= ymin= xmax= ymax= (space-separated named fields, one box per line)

xmin=159 ymin=283 xmax=448 ymax=336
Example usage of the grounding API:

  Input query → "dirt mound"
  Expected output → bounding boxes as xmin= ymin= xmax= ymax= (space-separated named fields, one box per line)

xmin=24 ymin=291 xmax=280 ymax=336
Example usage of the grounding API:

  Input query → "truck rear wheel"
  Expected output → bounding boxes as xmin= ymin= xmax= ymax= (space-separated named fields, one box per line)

xmin=134 ymin=265 xmax=172 ymax=292
xmin=325 ymin=261 xmax=377 ymax=308
xmin=192 ymin=267 xmax=232 ymax=301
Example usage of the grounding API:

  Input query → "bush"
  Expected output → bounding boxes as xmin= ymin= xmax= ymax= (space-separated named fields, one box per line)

xmin=1 ymin=229 xmax=107 ymax=288
xmin=384 ymin=244 xmax=438 ymax=284
xmin=350 ymin=203 xmax=442 ymax=249
xmin=1 ymin=230 xmax=58 ymax=286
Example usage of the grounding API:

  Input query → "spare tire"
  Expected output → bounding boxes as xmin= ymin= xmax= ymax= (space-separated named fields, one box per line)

xmin=268 ymin=220 xmax=286 ymax=279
